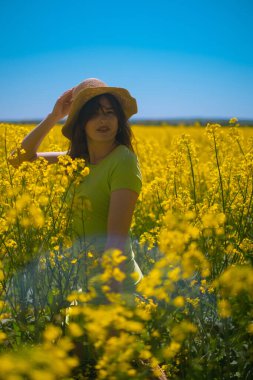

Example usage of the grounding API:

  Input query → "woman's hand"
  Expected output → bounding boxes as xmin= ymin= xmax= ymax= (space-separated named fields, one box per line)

xmin=50 ymin=88 xmax=74 ymax=122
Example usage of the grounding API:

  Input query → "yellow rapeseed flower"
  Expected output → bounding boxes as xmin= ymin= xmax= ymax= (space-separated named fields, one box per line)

xmin=112 ymin=267 xmax=126 ymax=282
xmin=217 ymin=299 xmax=231 ymax=318
xmin=247 ymin=323 xmax=253 ymax=334
xmin=0 ymin=331 xmax=7 ymax=343
xmin=229 ymin=117 xmax=238 ymax=124
xmin=163 ymin=341 xmax=181 ymax=359
xmin=173 ymin=296 xmax=185 ymax=307
xmin=43 ymin=325 xmax=62 ymax=342
xmin=68 ymin=322 xmax=83 ymax=338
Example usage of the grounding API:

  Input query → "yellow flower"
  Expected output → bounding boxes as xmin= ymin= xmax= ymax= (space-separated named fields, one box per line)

xmin=229 ymin=117 xmax=238 ymax=124
xmin=168 ymin=267 xmax=181 ymax=282
xmin=0 ymin=331 xmax=7 ymax=343
xmin=20 ymin=217 xmax=30 ymax=227
xmin=163 ymin=341 xmax=181 ymax=359
xmin=112 ymin=267 xmax=126 ymax=282
xmin=30 ymin=370 xmax=55 ymax=380
xmin=186 ymin=297 xmax=200 ymax=308
xmin=0 ymin=355 xmax=16 ymax=372
xmin=5 ymin=239 xmax=18 ymax=248
xmin=218 ymin=299 xmax=231 ymax=318
xmin=43 ymin=325 xmax=62 ymax=342
xmin=171 ymin=321 xmax=197 ymax=342
xmin=81 ymin=166 xmax=90 ymax=177
xmin=130 ymin=271 xmax=140 ymax=282
xmin=68 ymin=322 xmax=83 ymax=338
xmin=247 ymin=323 xmax=253 ymax=334
xmin=127 ymin=369 xmax=137 ymax=376
xmin=173 ymin=296 xmax=185 ymax=307
xmin=38 ymin=195 xmax=49 ymax=206
xmin=140 ymin=349 xmax=152 ymax=359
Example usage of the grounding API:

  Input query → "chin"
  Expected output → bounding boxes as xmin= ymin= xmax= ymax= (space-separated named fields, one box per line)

xmin=93 ymin=133 xmax=117 ymax=142
xmin=93 ymin=138 xmax=114 ymax=143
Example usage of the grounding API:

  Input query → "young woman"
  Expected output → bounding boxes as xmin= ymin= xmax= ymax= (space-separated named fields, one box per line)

xmin=9 ymin=78 xmax=144 ymax=303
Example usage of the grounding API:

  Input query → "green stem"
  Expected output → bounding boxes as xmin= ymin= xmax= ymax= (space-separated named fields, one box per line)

xmin=186 ymin=143 xmax=197 ymax=211
xmin=213 ymin=132 xmax=225 ymax=213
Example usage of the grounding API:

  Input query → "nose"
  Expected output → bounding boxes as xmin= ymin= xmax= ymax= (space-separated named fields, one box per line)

xmin=98 ymin=113 xmax=108 ymax=124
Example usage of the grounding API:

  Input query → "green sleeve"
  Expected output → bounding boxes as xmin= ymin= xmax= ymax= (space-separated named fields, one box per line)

xmin=110 ymin=153 xmax=142 ymax=194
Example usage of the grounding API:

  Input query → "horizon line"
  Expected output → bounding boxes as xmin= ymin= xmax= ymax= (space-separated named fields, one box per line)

xmin=1 ymin=117 xmax=253 ymax=125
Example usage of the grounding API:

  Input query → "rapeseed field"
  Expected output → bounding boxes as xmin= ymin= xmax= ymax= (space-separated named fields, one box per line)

xmin=0 ymin=121 xmax=252 ymax=379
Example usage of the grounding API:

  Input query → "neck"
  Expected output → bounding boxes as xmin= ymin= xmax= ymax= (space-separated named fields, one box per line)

xmin=87 ymin=140 xmax=119 ymax=164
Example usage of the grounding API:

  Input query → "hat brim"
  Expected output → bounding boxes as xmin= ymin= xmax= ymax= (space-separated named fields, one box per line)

xmin=61 ymin=86 xmax=138 ymax=139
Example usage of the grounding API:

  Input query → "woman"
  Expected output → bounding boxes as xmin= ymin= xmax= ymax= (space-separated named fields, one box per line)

xmin=9 ymin=78 xmax=143 ymax=304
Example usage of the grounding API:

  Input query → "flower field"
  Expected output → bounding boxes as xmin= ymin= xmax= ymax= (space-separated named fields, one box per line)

xmin=0 ymin=121 xmax=253 ymax=379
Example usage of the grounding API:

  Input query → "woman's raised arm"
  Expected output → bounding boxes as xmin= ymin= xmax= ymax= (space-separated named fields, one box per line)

xmin=8 ymin=88 xmax=74 ymax=167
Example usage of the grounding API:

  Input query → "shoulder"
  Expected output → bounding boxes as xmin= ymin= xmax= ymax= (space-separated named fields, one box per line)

xmin=114 ymin=145 xmax=140 ymax=165
xmin=109 ymin=145 xmax=142 ymax=194
xmin=111 ymin=145 xmax=142 ymax=176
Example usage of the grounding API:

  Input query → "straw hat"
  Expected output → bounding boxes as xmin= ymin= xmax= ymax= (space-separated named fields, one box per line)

xmin=62 ymin=78 xmax=138 ymax=139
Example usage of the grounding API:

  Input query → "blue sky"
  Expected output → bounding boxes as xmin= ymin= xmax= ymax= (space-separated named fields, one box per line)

xmin=1 ymin=0 xmax=253 ymax=121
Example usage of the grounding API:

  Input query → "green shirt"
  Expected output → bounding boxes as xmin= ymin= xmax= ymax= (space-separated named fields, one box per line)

xmin=70 ymin=144 xmax=143 ymax=292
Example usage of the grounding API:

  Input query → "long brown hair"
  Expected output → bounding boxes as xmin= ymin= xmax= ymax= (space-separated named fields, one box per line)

xmin=67 ymin=93 xmax=135 ymax=162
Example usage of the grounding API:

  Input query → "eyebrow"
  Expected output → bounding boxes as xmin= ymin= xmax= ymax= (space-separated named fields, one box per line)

xmin=99 ymin=105 xmax=114 ymax=111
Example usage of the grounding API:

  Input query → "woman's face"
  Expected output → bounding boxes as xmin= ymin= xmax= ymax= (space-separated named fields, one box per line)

xmin=84 ymin=96 xmax=119 ymax=144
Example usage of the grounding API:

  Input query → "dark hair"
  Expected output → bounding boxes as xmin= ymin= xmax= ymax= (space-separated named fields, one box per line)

xmin=67 ymin=93 xmax=135 ymax=162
